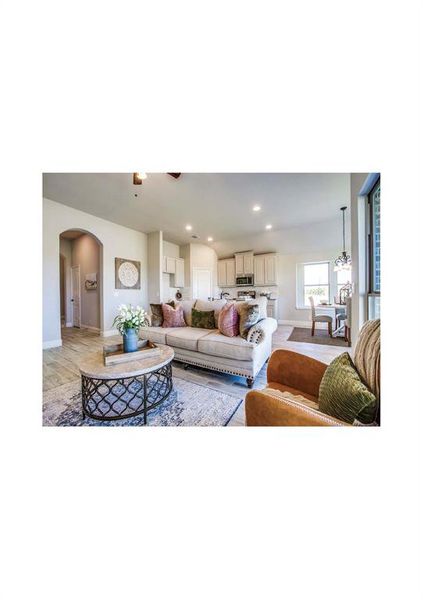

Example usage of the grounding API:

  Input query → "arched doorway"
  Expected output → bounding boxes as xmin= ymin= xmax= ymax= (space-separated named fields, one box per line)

xmin=59 ymin=229 xmax=104 ymax=335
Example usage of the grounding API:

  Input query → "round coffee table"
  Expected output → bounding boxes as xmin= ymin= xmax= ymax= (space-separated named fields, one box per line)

xmin=79 ymin=344 xmax=174 ymax=424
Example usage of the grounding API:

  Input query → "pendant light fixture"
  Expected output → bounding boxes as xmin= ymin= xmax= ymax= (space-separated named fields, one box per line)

xmin=334 ymin=206 xmax=352 ymax=271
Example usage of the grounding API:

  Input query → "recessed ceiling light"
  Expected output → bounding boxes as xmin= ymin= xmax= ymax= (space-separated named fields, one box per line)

xmin=185 ymin=225 xmax=192 ymax=231
xmin=253 ymin=205 xmax=261 ymax=212
xmin=207 ymin=237 xmax=213 ymax=242
xmin=265 ymin=224 xmax=272 ymax=230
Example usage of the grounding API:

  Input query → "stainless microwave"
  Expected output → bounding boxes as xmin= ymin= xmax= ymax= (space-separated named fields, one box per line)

xmin=236 ymin=275 xmax=254 ymax=286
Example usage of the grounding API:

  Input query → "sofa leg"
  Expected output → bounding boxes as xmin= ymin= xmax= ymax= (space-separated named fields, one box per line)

xmin=246 ymin=377 xmax=254 ymax=389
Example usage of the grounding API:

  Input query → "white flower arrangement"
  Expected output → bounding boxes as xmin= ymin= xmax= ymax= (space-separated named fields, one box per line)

xmin=113 ymin=304 xmax=148 ymax=335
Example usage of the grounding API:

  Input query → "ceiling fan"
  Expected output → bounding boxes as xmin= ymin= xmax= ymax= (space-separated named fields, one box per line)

xmin=133 ymin=172 xmax=181 ymax=185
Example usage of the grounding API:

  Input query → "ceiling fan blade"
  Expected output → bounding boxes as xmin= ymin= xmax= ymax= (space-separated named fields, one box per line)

xmin=167 ymin=173 xmax=181 ymax=179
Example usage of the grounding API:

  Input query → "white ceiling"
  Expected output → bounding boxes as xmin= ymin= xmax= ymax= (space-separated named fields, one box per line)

xmin=43 ymin=173 xmax=350 ymax=245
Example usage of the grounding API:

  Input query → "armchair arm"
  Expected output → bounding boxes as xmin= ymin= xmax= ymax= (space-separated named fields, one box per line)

xmin=245 ymin=389 xmax=348 ymax=426
xmin=247 ymin=317 xmax=278 ymax=344
xmin=267 ymin=349 xmax=328 ymax=398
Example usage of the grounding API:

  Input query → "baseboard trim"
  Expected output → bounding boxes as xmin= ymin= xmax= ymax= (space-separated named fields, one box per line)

xmin=43 ymin=339 xmax=63 ymax=349
xmin=102 ymin=328 xmax=119 ymax=337
xmin=81 ymin=324 xmax=101 ymax=332
xmin=279 ymin=319 xmax=328 ymax=330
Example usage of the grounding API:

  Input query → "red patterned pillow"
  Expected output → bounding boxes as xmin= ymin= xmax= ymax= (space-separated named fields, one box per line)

xmin=218 ymin=302 xmax=239 ymax=337
xmin=162 ymin=303 xmax=186 ymax=328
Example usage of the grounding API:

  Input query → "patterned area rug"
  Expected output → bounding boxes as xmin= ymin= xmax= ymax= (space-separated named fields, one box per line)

xmin=287 ymin=327 xmax=349 ymax=347
xmin=43 ymin=376 xmax=243 ymax=427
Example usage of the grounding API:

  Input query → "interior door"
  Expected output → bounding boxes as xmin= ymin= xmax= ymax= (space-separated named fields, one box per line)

xmin=193 ymin=268 xmax=212 ymax=300
xmin=71 ymin=265 xmax=81 ymax=328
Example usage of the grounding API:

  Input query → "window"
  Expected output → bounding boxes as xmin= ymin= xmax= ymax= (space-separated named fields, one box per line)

xmin=302 ymin=261 xmax=329 ymax=306
xmin=367 ymin=177 xmax=381 ymax=318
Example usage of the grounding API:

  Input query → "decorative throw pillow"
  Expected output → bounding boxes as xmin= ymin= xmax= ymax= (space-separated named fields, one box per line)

xmin=195 ymin=299 xmax=227 ymax=326
xmin=218 ymin=302 xmax=239 ymax=337
xmin=191 ymin=308 xmax=216 ymax=329
xmin=176 ymin=300 xmax=196 ymax=326
xmin=318 ymin=352 xmax=377 ymax=424
xmin=238 ymin=303 xmax=260 ymax=339
xmin=150 ymin=301 xmax=175 ymax=327
xmin=162 ymin=303 xmax=186 ymax=328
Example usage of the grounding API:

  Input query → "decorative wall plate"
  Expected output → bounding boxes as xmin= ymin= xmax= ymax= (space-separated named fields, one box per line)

xmin=115 ymin=258 xmax=141 ymax=289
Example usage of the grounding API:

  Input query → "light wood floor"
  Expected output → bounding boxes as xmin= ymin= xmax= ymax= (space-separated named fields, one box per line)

xmin=43 ymin=326 xmax=350 ymax=425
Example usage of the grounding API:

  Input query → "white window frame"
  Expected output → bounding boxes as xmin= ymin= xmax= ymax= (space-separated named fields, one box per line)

xmin=296 ymin=260 xmax=346 ymax=309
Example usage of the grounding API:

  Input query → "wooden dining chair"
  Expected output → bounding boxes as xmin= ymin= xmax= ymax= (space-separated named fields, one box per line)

xmin=309 ymin=296 xmax=333 ymax=337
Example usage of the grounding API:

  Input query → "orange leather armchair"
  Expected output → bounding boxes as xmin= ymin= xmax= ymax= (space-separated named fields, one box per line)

xmin=245 ymin=349 xmax=347 ymax=426
xmin=245 ymin=319 xmax=380 ymax=427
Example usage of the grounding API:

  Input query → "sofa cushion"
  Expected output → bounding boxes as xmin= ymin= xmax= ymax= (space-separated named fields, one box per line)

xmin=166 ymin=327 xmax=214 ymax=351
xmin=139 ymin=326 xmax=180 ymax=345
xmin=162 ymin=303 xmax=186 ymax=328
xmin=150 ymin=301 xmax=175 ymax=327
xmin=238 ymin=303 xmax=261 ymax=339
xmin=197 ymin=332 xmax=257 ymax=361
xmin=318 ymin=352 xmax=377 ymax=424
xmin=191 ymin=308 xmax=215 ymax=329
xmin=266 ymin=382 xmax=318 ymax=405
xmin=195 ymin=299 xmax=227 ymax=325
xmin=176 ymin=300 xmax=196 ymax=327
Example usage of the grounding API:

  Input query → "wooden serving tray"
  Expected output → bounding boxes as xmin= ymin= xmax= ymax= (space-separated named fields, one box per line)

xmin=103 ymin=340 xmax=160 ymax=366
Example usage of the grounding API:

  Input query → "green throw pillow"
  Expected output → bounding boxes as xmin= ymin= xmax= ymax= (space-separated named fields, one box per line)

xmin=191 ymin=308 xmax=215 ymax=329
xmin=319 ymin=352 xmax=377 ymax=424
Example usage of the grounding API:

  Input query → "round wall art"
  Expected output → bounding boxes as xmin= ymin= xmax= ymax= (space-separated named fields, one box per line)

xmin=115 ymin=258 xmax=141 ymax=289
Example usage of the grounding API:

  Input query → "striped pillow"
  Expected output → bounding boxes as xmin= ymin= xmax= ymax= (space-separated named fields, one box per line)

xmin=218 ymin=302 xmax=239 ymax=337
xmin=162 ymin=303 xmax=186 ymax=328
xmin=319 ymin=352 xmax=377 ymax=424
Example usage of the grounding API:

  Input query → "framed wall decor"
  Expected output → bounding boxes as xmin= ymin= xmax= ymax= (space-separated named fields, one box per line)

xmin=85 ymin=272 xmax=98 ymax=290
xmin=115 ymin=257 xmax=141 ymax=289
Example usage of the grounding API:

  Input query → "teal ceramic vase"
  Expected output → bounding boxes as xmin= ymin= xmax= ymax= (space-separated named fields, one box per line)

xmin=123 ymin=328 xmax=138 ymax=353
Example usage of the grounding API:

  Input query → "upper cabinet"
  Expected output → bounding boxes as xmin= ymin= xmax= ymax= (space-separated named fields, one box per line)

xmin=235 ymin=251 xmax=254 ymax=275
xmin=174 ymin=258 xmax=185 ymax=287
xmin=218 ymin=258 xmax=236 ymax=287
xmin=254 ymin=255 xmax=265 ymax=285
xmin=254 ymin=253 xmax=278 ymax=285
xmin=163 ymin=256 xmax=184 ymax=287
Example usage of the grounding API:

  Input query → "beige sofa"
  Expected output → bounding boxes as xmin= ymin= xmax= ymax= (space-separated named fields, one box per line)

xmin=139 ymin=298 xmax=278 ymax=387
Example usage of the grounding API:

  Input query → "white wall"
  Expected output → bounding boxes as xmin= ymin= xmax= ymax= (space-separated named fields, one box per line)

xmin=213 ymin=218 xmax=349 ymax=323
xmin=43 ymin=198 xmax=148 ymax=347
xmin=59 ymin=237 xmax=72 ymax=325
xmin=147 ymin=231 xmax=163 ymax=304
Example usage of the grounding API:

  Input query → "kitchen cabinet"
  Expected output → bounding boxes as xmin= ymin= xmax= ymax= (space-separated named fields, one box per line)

xmin=235 ymin=251 xmax=254 ymax=275
xmin=163 ymin=256 xmax=184 ymax=287
xmin=163 ymin=256 xmax=176 ymax=274
xmin=264 ymin=254 xmax=277 ymax=285
xmin=174 ymin=258 xmax=185 ymax=287
xmin=218 ymin=258 xmax=236 ymax=287
xmin=254 ymin=253 xmax=278 ymax=285
xmin=253 ymin=255 xmax=265 ymax=285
